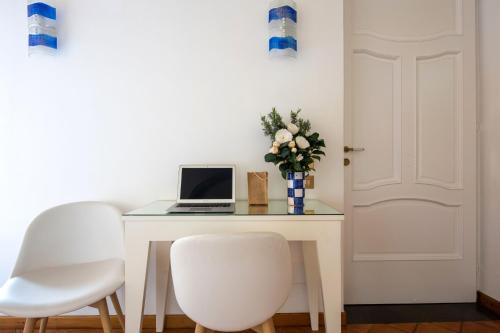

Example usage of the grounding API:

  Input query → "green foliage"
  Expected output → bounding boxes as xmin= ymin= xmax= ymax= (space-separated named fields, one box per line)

xmin=290 ymin=109 xmax=301 ymax=124
xmin=260 ymin=108 xmax=327 ymax=179
xmin=264 ymin=153 xmax=277 ymax=163
xmin=260 ymin=107 xmax=285 ymax=138
xmin=290 ymin=109 xmax=311 ymax=134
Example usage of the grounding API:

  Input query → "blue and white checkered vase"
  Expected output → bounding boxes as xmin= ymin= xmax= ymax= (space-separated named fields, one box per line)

xmin=287 ymin=171 xmax=305 ymax=208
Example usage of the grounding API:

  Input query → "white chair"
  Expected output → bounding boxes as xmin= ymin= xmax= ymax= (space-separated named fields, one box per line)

xmin=170 ymin=232 xmax=292 ymax=333
xmin=0 ymin=202 xmax=125 ymax=333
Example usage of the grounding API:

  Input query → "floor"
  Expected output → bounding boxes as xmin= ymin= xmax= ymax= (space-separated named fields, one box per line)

xmin=340 ymin=303 xmax=500 ymax=331
xmin=2 ymin=305 xmax=499 ymax=333
xmin=4 ymin=323 xmax=500 ymax=333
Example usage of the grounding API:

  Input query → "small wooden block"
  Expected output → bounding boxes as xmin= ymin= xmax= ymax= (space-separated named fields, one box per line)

xmin=305 ymin=175 xmax=314 ymax=189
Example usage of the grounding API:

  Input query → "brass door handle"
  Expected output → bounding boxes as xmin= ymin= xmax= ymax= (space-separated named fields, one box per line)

xmin=344 ymin=146 xmax=365 ymax=153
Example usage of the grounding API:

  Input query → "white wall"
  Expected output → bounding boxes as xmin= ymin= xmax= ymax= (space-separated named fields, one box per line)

xmin=478 ymin=0 xmax=500 ymax=301
xmin=0 ymin=0 xmax=343 ymax=314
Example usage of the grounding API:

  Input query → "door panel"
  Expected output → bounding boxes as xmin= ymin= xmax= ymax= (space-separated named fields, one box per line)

xmin=352 ymin=0 xmax=462 ymax=41
xmin=416 ymin=52 xmax=463 ymax=189
xmin=352 ymin=51 xmax=402 ymax=190
xmin=344 ymin=0 xmax=476 ymax=304
xmin=352 ymin=199 xmax=463 ymax=261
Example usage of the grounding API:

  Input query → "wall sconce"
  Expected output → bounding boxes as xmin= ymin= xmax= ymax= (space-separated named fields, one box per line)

xmin=268 ymin=0 xmax=297 ymax=57
xmin=28 ymin=1 xmax=57 ymax=55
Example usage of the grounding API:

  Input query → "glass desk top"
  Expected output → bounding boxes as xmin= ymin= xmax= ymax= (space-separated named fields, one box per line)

xmin=124 ymin=200 xmax=343 ymax=216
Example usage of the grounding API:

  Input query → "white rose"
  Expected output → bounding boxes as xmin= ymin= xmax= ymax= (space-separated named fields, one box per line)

xmin=296 ymin=154 xmax=304 ymax=161
xmin=269 ymin=146 xmax=279 ymax=154
xmin=272 ymin=141 xmax=280 ymax=147
xmin=291 ymin=147 xmax=297 ymax=153
xmin=288 ymin=141 xmax=296 ymax=148
xmin=295 ymin=136 xmax=310 ymax=149
xmin=287 ymin=123 xmax=299 ymax=135
xmin=275 ymin=129 xmax=293 ymax=144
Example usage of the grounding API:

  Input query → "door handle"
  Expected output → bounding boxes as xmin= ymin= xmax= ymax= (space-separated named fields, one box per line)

xmin=344 ymin=146 xmax=365 ymax=153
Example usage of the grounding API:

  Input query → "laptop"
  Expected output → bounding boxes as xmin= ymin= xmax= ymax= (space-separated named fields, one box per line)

xmin=167 ymin=165 xmax=236 ymax=213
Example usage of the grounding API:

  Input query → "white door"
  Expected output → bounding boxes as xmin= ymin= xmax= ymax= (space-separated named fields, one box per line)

xmin=344 ymin=0 xmax=477 ymax=304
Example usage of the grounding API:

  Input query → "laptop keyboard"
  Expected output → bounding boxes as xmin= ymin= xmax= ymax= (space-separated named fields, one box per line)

xmin=177 ymin=203 xmax=231 ymax=208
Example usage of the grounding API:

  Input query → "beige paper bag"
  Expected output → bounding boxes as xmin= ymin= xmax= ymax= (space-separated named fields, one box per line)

xmin=247 ymin=172 xmax=269 ymax=205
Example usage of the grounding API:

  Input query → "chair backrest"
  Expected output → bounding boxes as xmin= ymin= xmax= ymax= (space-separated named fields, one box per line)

xmin=12 ymin=201 xmax=124 ymax=277
xmin=170 ymin=232 xmax=292 ymax=332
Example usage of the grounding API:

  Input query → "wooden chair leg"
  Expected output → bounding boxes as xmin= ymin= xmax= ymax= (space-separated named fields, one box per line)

xmin=262 ymin=318 xmax=276 ymax=333
xmin=251 ymin=325 xmax=263 ymax=333
xmin=195 ymin=323 xmax=206 ymax=333
xmin=94 ymin=299 xmax=113 ymax=333
xmin=110 ymin=292 xmax=125 ymax=331
xmin=39 ymin=318 xmax=48 ymax=333
xmin=23 ymin=318 xmax=37 ymax=333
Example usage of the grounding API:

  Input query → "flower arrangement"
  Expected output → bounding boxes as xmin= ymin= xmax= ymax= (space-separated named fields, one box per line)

xmin=261 ymin=108 xmax=326 ymax=179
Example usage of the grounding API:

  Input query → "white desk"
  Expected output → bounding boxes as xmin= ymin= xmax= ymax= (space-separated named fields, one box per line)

xmin=123 ymin=200 xmax=343 ymax=333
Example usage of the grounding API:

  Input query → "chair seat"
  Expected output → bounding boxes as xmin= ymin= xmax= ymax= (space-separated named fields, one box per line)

xmin=0 ymin=258 xmax=124 ymax=317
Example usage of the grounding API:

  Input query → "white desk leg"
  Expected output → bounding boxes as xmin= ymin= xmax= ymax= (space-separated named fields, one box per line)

xmin=156 ymin=241 xmax=172 ymax=333
xmin=317 ymin=227 xmax=342 ymax=333
xmin=302 ymin=241 xmax=320 ymax=331
xmin=125 ymin=238 xmax=151 ymax=333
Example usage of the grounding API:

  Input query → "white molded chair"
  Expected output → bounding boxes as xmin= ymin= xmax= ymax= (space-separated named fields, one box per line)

xmin=170 ymin=232 xmax=292 ymax=333
xmin=0 ymin=202 xmax=125 ymax=333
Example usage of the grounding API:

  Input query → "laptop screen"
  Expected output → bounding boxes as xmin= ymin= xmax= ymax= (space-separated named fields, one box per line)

xmin=180 ymin=167 xmax=233 ymax=200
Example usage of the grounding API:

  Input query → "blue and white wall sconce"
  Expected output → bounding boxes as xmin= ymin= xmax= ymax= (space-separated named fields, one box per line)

xmin=28 ymin=1 xmax=57 ymax=55
xmin=268 ymin=0 xmax=297 ymax=58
